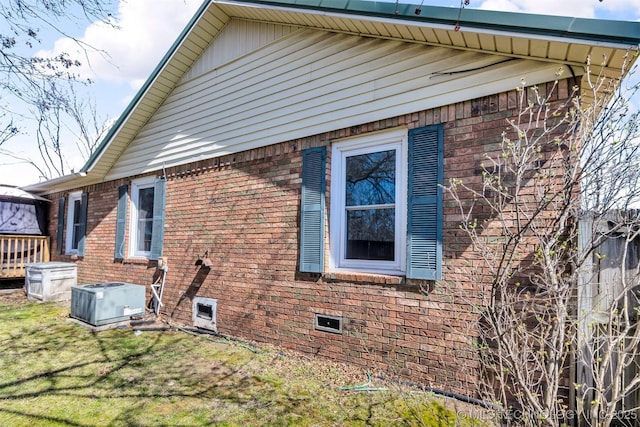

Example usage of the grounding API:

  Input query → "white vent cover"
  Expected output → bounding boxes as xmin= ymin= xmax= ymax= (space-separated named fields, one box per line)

xmin=192 ymin=297 xmax=217 ymax=332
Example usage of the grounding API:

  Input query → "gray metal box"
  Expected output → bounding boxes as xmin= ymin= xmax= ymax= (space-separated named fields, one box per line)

xmin=71 ymin=282 xmax=146 ymax=326
xmin=25 ymin=262 xmax=77 ymax=302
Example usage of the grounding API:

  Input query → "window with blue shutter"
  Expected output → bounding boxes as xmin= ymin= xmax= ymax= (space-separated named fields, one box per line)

xmin=115 ymin=184 xmax=128 ymax=259
xmin=406 ymin=125 xmax=443 ymax=280
xmin=328 ymin=126 xmax=442 ymax=279
xmin=300 ymin=147 xmax=326 ymax=273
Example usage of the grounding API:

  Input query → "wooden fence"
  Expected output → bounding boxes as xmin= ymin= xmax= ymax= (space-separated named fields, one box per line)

xmin=577 ymin=215 xmax=640 ymax=418
xmin=0 ymin=235 xmax=50 ymax=279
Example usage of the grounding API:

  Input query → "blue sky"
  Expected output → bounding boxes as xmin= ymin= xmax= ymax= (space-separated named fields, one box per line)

xmin=0 ymin=0 xmax=638 ymax=186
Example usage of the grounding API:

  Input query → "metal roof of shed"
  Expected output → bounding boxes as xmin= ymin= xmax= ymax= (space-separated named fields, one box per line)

xmin=0 ymin=185 xmax=49 ymax=202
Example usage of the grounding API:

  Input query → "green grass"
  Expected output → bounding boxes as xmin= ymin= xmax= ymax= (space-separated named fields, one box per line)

xmin=0 ymin=298 xmax=490 ymax=426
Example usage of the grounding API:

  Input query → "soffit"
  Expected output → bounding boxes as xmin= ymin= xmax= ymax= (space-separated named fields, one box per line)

xmin=215 ymin=0 xmax=638 ymax=72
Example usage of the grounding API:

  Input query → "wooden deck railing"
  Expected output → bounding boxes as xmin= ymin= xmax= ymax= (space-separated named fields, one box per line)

xmin=0 ymin=235 xmax=50 ymax=279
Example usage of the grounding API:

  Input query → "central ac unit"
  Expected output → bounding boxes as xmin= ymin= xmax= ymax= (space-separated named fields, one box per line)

xmin=71 ymin=282 xmax=146 ymax=326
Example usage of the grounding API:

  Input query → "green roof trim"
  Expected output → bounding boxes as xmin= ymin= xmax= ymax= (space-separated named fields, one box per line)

xmin=237 ymin=0 xmax=640 ymax=46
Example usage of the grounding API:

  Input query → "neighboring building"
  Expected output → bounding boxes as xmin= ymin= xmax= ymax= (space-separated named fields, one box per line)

xmin=24 ymin=0 xmax=640 ymax=400
xmin=0 ymin=185 xmax=50 ymax=278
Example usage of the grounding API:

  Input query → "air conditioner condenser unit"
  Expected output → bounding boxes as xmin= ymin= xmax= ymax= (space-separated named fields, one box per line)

xmin=71 ymin=282 xmax=146 ymax=326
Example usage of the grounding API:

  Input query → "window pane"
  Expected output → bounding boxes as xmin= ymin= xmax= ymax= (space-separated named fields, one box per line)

xmin=72 ymin=199 xmax=81 ymax=249
xmin=137 ymin=187 xmax=154 ymax=252
xmin=346 ymin=208 xmax=395 ymax=260
xmin=137 ymin=219 xmax=153 ymax=252
xmin=72 ymin=200 xmax=82 ymax=224
xmin=72 ymin=224 xmax=82 ymax=249
xmin=138 ymin=188 xmax=155 ymax=220
xmin=346 ymin=150 xmax=395 ymax=207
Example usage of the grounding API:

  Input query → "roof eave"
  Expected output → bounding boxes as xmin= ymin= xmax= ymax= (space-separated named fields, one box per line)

xmin=216 ymin=0 xmax=640 ymax=47
xmin=21 ymin=172 xmax=95 ymax=196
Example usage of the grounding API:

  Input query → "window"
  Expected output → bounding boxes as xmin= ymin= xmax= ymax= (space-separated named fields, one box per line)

xmin=130 ymin=178 xmax=155 ymax=258
xmin=330 ymin=129 xmax=407 ymax=274
xmin=299 ymin=125 xmax=443 ymax=280
xmin=126 ymin=177 xmax=165 ymax=260
xmin=65 ymin=191 xmax=87 ymax=255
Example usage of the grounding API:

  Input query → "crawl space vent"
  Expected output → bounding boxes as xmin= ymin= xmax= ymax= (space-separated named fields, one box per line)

xmin=192 ymin=297 xmax=217 ymax=332
xmin=315 ymin=314 xmax=342 ymax=334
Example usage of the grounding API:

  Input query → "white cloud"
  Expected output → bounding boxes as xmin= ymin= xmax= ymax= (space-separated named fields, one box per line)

xmin=476 ymin=0 xmax=640 ymax=19
xmin=592 ymin=0 xmax=640 ymax=19
xmin=39 ymin=0 xmax=201 ymax=89
xmin=475 ymin=0 xmax=521 ymax=13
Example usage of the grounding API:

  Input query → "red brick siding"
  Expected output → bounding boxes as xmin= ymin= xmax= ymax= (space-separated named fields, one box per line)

xmin=47 ymin=78 xmax=576 ymax=399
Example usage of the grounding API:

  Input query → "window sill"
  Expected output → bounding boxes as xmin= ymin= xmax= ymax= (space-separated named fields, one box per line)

xmin=324 ymin=271 xmax=405 ymax=285
xmin=121 ymin=257 xmax=152 ymax=265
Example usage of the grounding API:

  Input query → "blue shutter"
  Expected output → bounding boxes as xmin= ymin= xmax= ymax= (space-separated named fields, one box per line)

xmin=406 ymin=125 xmax=443 ymax=280
xmin=77 ymin=193 xmax=89 ymax=256
xmin=149 ymin=178 xmax=166 ymax=261
xmin=300 ymin=147 xmax=326 ymax=273
xmin=114 ymin=184 xmax=128 ymax=259
xmin=57 ymin=197 xmax=65 ymax=254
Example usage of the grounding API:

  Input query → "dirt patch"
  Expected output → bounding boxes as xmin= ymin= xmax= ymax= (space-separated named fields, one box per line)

xmin=0 ymin=287 xmax=28 ymax=305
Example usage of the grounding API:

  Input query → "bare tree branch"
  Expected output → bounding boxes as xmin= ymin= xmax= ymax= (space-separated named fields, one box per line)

xmin=0 ymin=0 xmax=115 ymax=180
xmin=446 ymin=55 xmax=640 ymax=426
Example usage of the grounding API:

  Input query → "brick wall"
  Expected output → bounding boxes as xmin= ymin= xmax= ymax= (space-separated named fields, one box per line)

xmin=48 ymin=78 xmax=577 ymax=399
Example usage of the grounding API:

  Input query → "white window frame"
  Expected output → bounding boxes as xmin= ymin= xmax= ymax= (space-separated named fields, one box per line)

xmin=329 ymin=128 xmax=408 ymax=275
xmin=65 ymin=191 xmax=82 ymax=255
xmin=129 ymin=177 xmax=156 ymax=259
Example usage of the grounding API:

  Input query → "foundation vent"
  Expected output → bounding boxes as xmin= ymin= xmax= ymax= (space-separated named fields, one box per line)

xmin=314 ymin=314 xmax=342 ymax=334
xmin=192 ymin=297 xmax=217 ymax=332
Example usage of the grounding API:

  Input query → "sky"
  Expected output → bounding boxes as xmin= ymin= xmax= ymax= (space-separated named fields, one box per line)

xmin=0 ymin=0 xmax=639 ymax=187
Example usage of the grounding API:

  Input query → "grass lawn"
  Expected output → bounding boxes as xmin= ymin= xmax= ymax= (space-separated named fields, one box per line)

xmin=0 ymin=291 xmax=491 ymax=426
